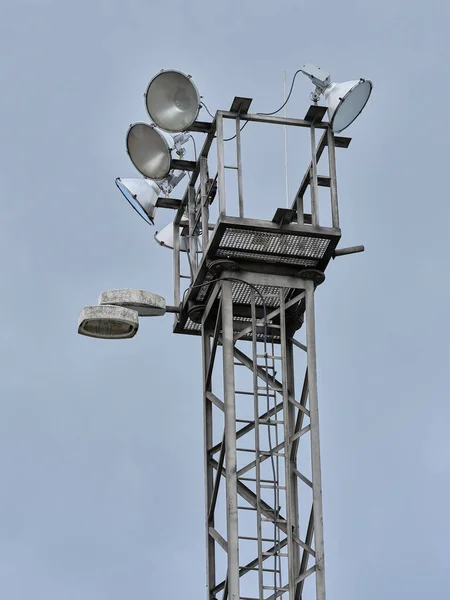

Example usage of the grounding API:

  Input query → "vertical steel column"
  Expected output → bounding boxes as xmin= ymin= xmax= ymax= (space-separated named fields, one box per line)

xmin=304 ymin=279 xmax=326 ymax=600
xmin=202 ymin=330 xmax=216 ymax=600
xmin=173 ymin=220 xmax=181 ymax=308
xmin=221 ymin=280 xmax=240 ymax=600
xmin=236 ymin=116 xmax=244 ymax=217
xmin=327 ymin=127 xmax=339 ymax=229
xmin=188 ymin=184 xmax=197 ymax=275
xmin=200 ymin=156 xmax=209 ymax=251
xmin=310 ymin=125 xmax=320 ymax=226
xmin=285 ymin=339 xmax=300 ymax=575
xmin=279 ymin=290 xmax=295 ymax=597
xmin=280 ymin=292 xmax=301 ymax=598
xmin=296 ymin=194 xmax=304 ymax=225
xmin=216 ymin=113 xmax=227 ymax=216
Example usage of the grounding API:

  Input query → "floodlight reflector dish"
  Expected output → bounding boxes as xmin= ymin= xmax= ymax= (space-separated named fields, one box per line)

xmin=126 ymin=123 xmax=172 ymax=179
xmin=78 ymin=305 xmax=139 ymax=339
xmin=324 ymin=79 xmax=372 ymax=133
xmin=98 ymin=289 xmax=166 ymax=317
xmin=115 ymin=177 xmax=160 ymax=225
xmin=145 ymin=70 xmax=200 ymax=133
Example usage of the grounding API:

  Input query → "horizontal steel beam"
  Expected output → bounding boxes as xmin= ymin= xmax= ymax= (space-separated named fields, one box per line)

xmin=219 ymin=111 xmax=329 ymax=129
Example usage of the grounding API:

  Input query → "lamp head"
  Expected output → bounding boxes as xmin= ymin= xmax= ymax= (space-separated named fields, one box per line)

xmin=154 ymin=219 xmax=190 ymax=252
xmin=145 ymin=70 xmax=200 ymax=133
xmin=126 ymin=123 xmax=173 ymax=180
xmin=98 ymin=289 xmax=166 ymax=317
xmin=115 ymin=177 xmax=160 ymax=225
xmin=78 ymin=305 xmax=139 ymax=339
xmin=324 ymin=79 xmax=372 ymax=133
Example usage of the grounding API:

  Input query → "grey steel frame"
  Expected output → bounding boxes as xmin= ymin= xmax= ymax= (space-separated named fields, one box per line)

xmin=170 ymin=105 xmax=349 ymax=600
xmin=171 ymin=107 xmax=345 ymax=307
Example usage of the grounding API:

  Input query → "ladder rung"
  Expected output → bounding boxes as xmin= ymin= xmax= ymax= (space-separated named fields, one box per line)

xmin=236 ymin=419 xmax=254 ymax=424
xmin=257 ymin=354 xmax=281 ymax=360
xmin=261 ymin=484 xmax=286 ymax=489
xmin=259 ymin=419 xmax=284 ymax=425
xmin=236 ymin=448 xmax=256 ymax=453
xmin=257 ymin=386 xmax=282 ymax=391
xmin=262 ymin=518 xmax=287 ymax=524
xmin=239 ymin=536 xmax=282 ymax=543
xmin=263 ymin=586 xmax=288 ymax=591
xmin=261 ymin=451 xmax=285 ymax=457
xmin=248 ymin=567 xmax=281 ymax=573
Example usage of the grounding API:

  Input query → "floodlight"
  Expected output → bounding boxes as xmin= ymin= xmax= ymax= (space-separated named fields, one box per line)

xmin=78 ymin=305 xmax=139 ymax=339
xmin=154 ymin=220 xmax=190 ymax=251
xmin=98 ymin=289 xmax=166 ymax=317
xmin=299 ymin=64 xmax=372 ymax=133
xmin=324 ymin=79 xmax=372 ymax=134
xmin=126 ymin=123 xmax=190 ymax=180
xmin=116 ymin=177 xmax=160 ymax=225
xmin=145 ymin=70 xmax=200 ymax=133
xmin=126 ymin=123 xmax=172 ymax=180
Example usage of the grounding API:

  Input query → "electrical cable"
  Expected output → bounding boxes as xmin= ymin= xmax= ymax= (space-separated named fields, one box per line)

xmin=200 ymin=101 xmax=215 ymax=119
xmin=256 ymin=69 xmax=303 ymax=116
xmin=203 ymin=69 xmax=303 ymax=142
xmin=223 ymin=120 xmax=249 ymax=142
xmin=189 ymin=134 xmax=197 ymax=161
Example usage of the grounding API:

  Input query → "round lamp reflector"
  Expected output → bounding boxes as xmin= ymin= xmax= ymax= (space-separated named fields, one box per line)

xmin=145 ymin=70 xmax=200 ymax=133
xmin=98 ymin=289 xmax=166 ymax=317
xmin=325 ymin=79 xmax=372 ymax=133
xmin=126 ymin=123 xmax=172 ymax=180
xmin=78 ymin=305 xmax=139 ymax=339
xmin=116 ymin=177 xmax=160 ymax=225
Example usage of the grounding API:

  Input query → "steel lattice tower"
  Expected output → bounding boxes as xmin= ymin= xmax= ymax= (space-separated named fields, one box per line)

xmin=163 ymin=98 xmax=363 ymax=600
xmin=76 ymin=65 xmax=370 ymax=598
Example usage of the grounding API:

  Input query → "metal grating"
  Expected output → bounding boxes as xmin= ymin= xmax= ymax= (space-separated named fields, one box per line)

xmin=231 ymin=282 xmax=289 ymax=307
xmin=184 ymin=318 xmax=202 ymax=332
xmin=181 ymin=316 xmax=280 ymax=341
xmin=219 ymin=229 xmax=330 ymax=259
xmin=216 ymin=248 xmax=318 ymax=266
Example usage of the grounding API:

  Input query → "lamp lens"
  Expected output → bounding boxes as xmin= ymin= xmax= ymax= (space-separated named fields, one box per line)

xmin=331 ymin=80 xmax=372 ymax=133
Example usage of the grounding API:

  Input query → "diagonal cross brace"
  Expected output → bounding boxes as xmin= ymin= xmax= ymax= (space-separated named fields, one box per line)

xmin=210 ymin=457 xmax=288 ymax=534
xmin=211 ymin=538 xmax=289 ymax=595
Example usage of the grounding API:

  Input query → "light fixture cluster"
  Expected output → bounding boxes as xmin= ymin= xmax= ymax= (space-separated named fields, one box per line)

xmin=116 ymin=70 xmax=201 ymax=228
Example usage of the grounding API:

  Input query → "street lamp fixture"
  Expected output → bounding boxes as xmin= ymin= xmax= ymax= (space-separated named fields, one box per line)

xmin=78 ymin=305 xmax=139 ymax=339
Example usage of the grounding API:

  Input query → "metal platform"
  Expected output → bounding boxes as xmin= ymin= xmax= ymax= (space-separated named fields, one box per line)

xmin=174 ymin=215 xmax=341 ymax=338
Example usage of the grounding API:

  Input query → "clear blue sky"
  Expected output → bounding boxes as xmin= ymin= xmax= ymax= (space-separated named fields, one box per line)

xmin=0 ymin=1 xmax=449 ymax=598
